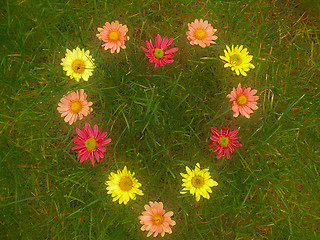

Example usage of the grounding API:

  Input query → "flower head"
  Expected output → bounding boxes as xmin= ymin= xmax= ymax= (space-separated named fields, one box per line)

xmin=180 ymin=163 xmax=218 ymax=201
xmin=141 ymin=34 xmax=178 ymax=70
xmin=72 ymin=123 xmax=111 ymax=166
xmin=186 ymin=19 xmax=218 ymax=48
xmin=220 ymin=45 xmax=255 ymax=76
xmin=227 ymin=83 xmax=259 ymax=118
xmin=96 ymin=20 xmax=129 ymax=53
xmin=139 ymin=201 xmax=176 ymax=238
xmin=57 ymin=89 xmax=93 ymax=125
xmin=61 ymin=47 xmax=95 ymax=81
xmin=209 ymin=126 xmax=242 ymax=159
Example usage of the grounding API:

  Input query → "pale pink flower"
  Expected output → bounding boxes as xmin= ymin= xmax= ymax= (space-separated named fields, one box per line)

xmin=186 ymin=19 xmax=218 ymax=48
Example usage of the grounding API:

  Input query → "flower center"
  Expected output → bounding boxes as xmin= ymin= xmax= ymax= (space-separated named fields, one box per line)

xmin=153 ymin=48 xmax=165 ymax=59
xmin=191 ymin=175 xmax=205 ymax=188
xmin=119 ymin=177 xmax=133 ymax=191
xmin=85 ymin=137 xmax=97 ymax=151
xmin=230 ymin=54 xmax=242 ymax=66
xmin=194 ymin=28 xmax=207 ymax=40
xmin=236 ymin=94 xmax=248 ymax=106
xmin=71 ymin=59 xmax=85 ymax=74
xmin=219 ymin=136 xmax=230 ymax=148
xmin=151 ymin=213 xmax=165 ymax=226
xmin=108 ymin=30 xmax=121 ymax=42
xmin=69 ymin=100 xmax=83 ymax=114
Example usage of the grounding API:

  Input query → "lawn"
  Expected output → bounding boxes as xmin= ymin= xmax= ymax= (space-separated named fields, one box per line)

xmin=1 ymin=0 xmax=319 ymax=239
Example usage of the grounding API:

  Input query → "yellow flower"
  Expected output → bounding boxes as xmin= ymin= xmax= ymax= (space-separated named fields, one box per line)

xmin=220 ymin=45 xmax=255 ymax=76
xmin=61 ymin=47 xmax=95 ymax=81
xmin=180 ymin=163 xmax=218 ymax=201
xmin=106 ymin=166 xmax=143 ymax=204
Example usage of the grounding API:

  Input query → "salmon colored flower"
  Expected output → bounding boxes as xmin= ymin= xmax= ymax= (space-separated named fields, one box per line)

xmin=141 ymin=34 xmax=178 ymax=70
xmin=186 ymin=19 xmax=218 ymax=48
xmin=96 ymin=20 xmax=129 ymax=53
xmin=72 ymin=123 xmax=111 ymax=166
xmin=139 ymin=201 xmax=176 ymax=238
xmin=57 ymin=89 xmax=93 ymax=125
xmin=227 ymin=83 xmax=259 ymax=118
xmin=209 ymin=126 xmax=242 ymax=159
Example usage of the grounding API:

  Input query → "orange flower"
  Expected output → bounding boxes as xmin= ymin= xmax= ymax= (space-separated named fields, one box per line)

xmin=186 ymin=19 xmax=218 ymax=48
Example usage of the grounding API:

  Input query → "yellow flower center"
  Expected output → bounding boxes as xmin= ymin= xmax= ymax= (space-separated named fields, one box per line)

xmin=153 ymin=48 xmax=165 ymax=59
xmin=219 ymin=136 xmax=230 ymax=147
xmin=71 ymin=59 xmax=85 ymax=74
xmin=236 ymin=94 xmax=248 ymax=106
xmin=108 ymin=30 xmax=121 ymax=42
xmin=85 ymin=137 xmax=97 ymax=151
xmin=151 ymin=213 xmax=165 ymax=226
xmin=230 ymin=54 xmax=242 ymax=66
xmin=119 ymin=177 xmax=133 ymax=191
xmin=69 ymin=100 xmax=83 ymax=114
xmin=191 ymin=175 xmax=205 ymax=188
xmin=194 ymin=28 xmax=207 ymax=40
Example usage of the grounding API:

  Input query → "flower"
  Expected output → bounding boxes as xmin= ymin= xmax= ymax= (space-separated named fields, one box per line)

xmin=61 ymin=47 xmax=95 ymax=81
xmin=57 ymin=89 xmax=93 ymax=125
xmin=186 ymin=19 xmax=218 ymax=48
xmin=180 ymin=163 xmax=218 ymax=201
xmin=141 ymin=34 xmax=178 ymax=70
xmin=227 ymin=83 xmax=259 ymax=118
xmin=220 ymin=45 xmax=255 ymax=76
xmin=106 ymin=166 xmax=143 ymax=205
xmin=209 ymin=126 xmax=242 ymax=159
xmin=96 ymin=20 xmax=129 ymax=53
xmin=72 ymin=123 xmax=111 ymax=166
xmin=139 ymin=201 xmax=176 ymax=237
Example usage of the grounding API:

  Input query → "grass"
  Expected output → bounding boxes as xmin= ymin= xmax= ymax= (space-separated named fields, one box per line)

xmin=0 ymin=0 xmax=319 ymax=239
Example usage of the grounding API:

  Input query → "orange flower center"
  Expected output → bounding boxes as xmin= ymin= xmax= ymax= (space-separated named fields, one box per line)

xmin=151 ymin=213 xmax=165 ymax=226
xmin=153 ymin=48 xmax=165 ymax=59
xmin=194 ymin=28 xmax=207 ymax=40
xmin=119 ymin=177 xmax=133 ymax=191
xmin=219 ymin=136 xmax=230 ymax=148
xmin=191 ymin=175 xmax=205 ymax=188
xmin=72 ymin=59 xmax=85 ymax=74
xmin=236 ymin=94 xmax=248 ymax=106
xmin=108 ymin=30 xmax=121 ymax=42
xmin=85 ymin=137 xmax=97 ymax=151
xmin=230 ymin=54 xmax=242 ymax=66
xmin=69 ymin=100 xmax=83 ymax=114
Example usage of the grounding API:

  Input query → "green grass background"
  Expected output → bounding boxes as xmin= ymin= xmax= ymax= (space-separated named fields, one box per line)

xmin=1 ymin=0 xmax=319 ymax=239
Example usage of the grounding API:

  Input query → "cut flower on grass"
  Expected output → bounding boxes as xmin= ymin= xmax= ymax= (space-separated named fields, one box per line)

xmin=227 ymin=83 xmax=259 ymax=118
xmin=186 ymin=19 xmax=218 ymax=48
xmin=220 ymin=45 xmax=255 ymax=76
xmin=96 ymin=20 xmax=129 ymax=53
xmin=72 ymin=123 xmax=111 ymax=166
xmin=180 ymin=163 xmax=218 ymax=202
xmin=106 ymin=166 xmax=143 ymax=205
xmin=209 ymin=126 xmax=242 ymax=159
xmin=57 ymin=89 xmax=93 ymax=125
xmin=141 ymin=34 xmax=178 ymax=70
xmin=61 ymin=47 xmax=95 ymax=81
xmin=139 ymin=201 xmax=176 ymax=238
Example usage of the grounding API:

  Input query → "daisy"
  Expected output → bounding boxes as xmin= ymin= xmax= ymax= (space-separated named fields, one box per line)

xmin=180 ymin=163 xmax=218 ymax=202
xmin=72 ymin=123 xmax=111 ymax=166
xmin=209 ymin=126 xmax=242 ymax=159
xmin=139 ymin=201 xmax=176 ymax=238
xmin=141 ymin=34 xmax=178 ymax=70
xmin=227 ymin=83 xmax=259 ymax=118
xmin=96 ymin=20 xmax=129 ymax=53
xmin=61 ymin=47 xmax=95 ymax=81
xmin=106 ymin=166 xmax=144 ymax=205
xmin=186 ymin=19 xmax=218 ymax=48
xmin=57 ymin=89 xmax=93 ymax=125
xmin=220 ymin=45 xmax=255 ymax=76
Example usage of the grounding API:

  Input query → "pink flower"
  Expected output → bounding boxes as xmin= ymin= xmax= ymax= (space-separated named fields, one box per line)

xmin=96 ymin=20 xmax=129 ymax=53
xmin=141 ymin=34 xmax=178 ymax=70
xmin=209 ymin=126 xmax=242 ymax=159
xmin=186 ymin=19 xmax=218 ymax=48
xmin=72 ymin=123 xmax=111 ymax=166
xmin=227 ymin=83 xmax=259 ymax=118
xmin=139 ymin=201 xmax=176 ymax=238
xmin=57 ymin=89 xmax=93 ymax=125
